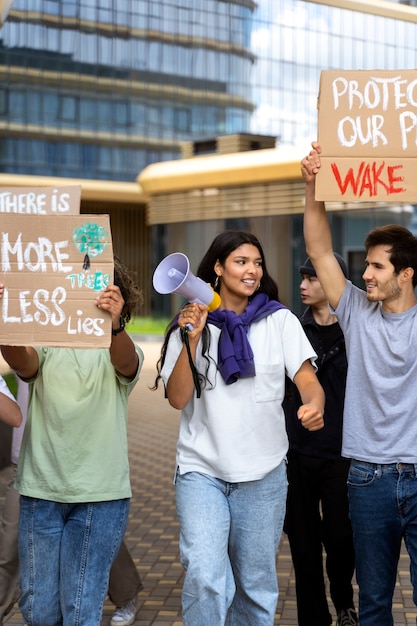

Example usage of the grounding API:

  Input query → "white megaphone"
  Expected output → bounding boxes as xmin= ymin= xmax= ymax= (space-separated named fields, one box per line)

xmin=153 ymin=253 xmax=221 ymax=316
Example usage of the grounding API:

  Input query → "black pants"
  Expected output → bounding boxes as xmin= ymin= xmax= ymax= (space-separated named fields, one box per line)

xmin=284 ymin=451 xmax=355 ymax=626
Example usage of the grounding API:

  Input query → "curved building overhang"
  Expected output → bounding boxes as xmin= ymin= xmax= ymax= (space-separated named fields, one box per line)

xmin=139 ymin=147 xmax=308 ymax=224
xmin=0 ymin=173 xmax=145 ymax=204
xmin=138 ymin=146 xmax=303 ymax=194
xmin=138 ymin=146 xmax=412 ymax=225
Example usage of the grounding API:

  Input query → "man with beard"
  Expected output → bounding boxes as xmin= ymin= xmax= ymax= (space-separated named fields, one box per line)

xmin=301 ymin=142 xmax=417 ymax=626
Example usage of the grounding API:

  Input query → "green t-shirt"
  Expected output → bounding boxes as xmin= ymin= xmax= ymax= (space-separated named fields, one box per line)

xmin=16 ymin=344 xmax=143 ymax=503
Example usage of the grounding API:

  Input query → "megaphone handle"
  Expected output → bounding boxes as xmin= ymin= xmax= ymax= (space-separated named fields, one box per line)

xmin=180 ymin=327 xmax=201 ymax=398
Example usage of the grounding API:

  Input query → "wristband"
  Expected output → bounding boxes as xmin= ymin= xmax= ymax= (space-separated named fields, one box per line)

xmin=112 ymin=316 xmax=125 ymax=336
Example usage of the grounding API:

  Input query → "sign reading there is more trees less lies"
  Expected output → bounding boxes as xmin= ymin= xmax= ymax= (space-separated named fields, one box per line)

xmin=0 ymin=213 xmax=114 ymax=347
xmin=316 ymin=69 xmax=417 ymax=202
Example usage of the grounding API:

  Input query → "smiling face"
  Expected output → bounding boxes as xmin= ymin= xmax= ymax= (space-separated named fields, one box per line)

xmin=215 ymin=243 xmax=263 ymax=311
xmin=362 ymin=245 xmax=401 ymax=304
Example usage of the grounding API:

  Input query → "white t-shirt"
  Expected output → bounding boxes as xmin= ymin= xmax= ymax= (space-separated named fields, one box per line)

xmin=0 ymin=376 xmax=15 ymax=403
xmin=161 ymin=309 xmax=317 ymax=483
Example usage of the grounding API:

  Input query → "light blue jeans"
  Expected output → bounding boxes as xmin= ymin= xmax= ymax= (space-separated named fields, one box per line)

xmin=18 ymin=496 xmax=130 ymax=626
xmin=348 ymin=460 xmax=417 ymax=626
xmin=175 ymin=461 xmax=287 ymax=626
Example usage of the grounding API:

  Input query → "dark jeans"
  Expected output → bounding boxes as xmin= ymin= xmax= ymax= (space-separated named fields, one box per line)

xmin=285 ymin=451 xmax=355 ymax=626
xmin=348 ymin=461 xmax=417 ymax=626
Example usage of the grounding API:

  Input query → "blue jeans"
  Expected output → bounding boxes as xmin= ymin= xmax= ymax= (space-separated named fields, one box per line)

xmin=175 ymin=461 xmax=287 ymax=626
xmin=348 ymin=460 xmax=417 ymax=626
xmin=18 ymin=496 xmax=130 ymax=626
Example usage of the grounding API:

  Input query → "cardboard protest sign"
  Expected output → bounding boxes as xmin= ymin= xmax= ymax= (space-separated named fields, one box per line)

xmin=0 ymin=186 xmax=81 ymax=214
xmin=0 ymin=214 xmax=114 ymax=347
xmin=316 ymin=70 xmax=417 ymax=201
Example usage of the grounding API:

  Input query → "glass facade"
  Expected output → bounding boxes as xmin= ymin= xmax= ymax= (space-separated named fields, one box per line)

xmin=2 ymin=0 xmax=417 ymax=180
xmin=0 ymin=0 xmax=255 ymax=180
xmin=247 ymin=0 xmax=417 ymax=307
xmin=250 ymin=0 xmax=417 ymax=146
xmin=1 ymin=0 xmax=417 ymax=311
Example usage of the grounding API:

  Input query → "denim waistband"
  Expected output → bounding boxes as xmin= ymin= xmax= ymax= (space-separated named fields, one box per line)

xmin=352 ymin=460 xmax=417 ymax=475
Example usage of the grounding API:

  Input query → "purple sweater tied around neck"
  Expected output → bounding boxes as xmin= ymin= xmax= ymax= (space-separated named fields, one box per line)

xmin=207 ymin=292 xmax=286 ymax=385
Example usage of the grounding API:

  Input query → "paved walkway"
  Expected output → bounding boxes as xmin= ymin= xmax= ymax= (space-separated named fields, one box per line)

xmin=0 ymin=339 xmax=416 ymax=625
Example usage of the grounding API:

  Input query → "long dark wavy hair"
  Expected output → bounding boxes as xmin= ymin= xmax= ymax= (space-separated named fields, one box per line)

xmin=152 ymin=231 xmax=281 ymax=391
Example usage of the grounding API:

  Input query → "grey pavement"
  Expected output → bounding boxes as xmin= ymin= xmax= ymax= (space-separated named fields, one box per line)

xmin=0 ymin=339 xmax=416 ymax=625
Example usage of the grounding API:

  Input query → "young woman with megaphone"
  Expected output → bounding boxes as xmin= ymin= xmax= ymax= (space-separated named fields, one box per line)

xmin=153 ymin=230 xmax=325 ymax=626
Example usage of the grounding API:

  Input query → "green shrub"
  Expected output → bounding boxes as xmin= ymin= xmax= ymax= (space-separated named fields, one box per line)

xmin=127 ymin=316 xmax=170 ymax=336
xmin=3 ymin=372 xmax=18 ymax=398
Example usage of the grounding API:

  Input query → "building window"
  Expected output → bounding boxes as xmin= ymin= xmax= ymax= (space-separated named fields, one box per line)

xmin=174 ymin=108 xmax=191 ymax=132
xmin=58 ymin=95 xmax=78 ymax=123
xmin=114 ymin=101 xmax=129 ymax=128
xmin=43 ymin=0 xmax=60 ymax=15
xmin=0 ymin=89 xmax=8 ymax=116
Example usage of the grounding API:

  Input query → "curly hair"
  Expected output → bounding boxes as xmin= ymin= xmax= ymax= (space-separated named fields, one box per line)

xmin=113 ymin=254 xmax=144 ymax=323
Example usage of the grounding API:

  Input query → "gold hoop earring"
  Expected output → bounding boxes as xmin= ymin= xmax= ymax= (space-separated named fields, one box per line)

xmin=214 ymin=276 xmax=220 ymax=289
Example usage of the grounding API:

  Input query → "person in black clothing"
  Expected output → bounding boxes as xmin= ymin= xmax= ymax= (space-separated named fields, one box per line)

xmin=283 ymin=254 xmax=358 ymax=626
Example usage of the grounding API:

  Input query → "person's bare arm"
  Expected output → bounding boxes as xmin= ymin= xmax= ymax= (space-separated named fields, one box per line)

xmin=0 ymin=391 xmax=22 ymax=427
xmin=110 ymin=329 xmax=140 ymax=379
xmin=302 ymin=143 xmax=346 ymax=310
xmin=0 ymin=345 xmax=39 ymax=381
xmin=293 ymin=360 xmax=325 ymax=431
xmin=166 ymin=303 xmax=208 ymax=409
xmin=0 ymin=284 xmax=39 ymax=379
xmin=96 ymin=285 xmax=139 ymax=379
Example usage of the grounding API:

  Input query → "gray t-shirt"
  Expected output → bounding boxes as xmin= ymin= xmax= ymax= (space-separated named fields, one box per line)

xmin=335 ymin=280 xmax=417 ymax=463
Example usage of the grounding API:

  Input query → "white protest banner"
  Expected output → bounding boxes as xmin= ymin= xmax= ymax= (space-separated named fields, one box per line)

xmin=316 ymin=69 xmax=417 ymax=201
xmin=0 ymin=214 xmax=114 ymax=347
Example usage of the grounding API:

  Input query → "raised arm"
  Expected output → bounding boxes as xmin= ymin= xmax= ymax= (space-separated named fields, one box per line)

xmin=302 ymin=143 xmax=346 ymax=310
xmin=96 ymin=285 xmax=139 ymax=379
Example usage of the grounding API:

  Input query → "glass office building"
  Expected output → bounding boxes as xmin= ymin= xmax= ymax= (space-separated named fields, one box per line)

xmin=1 ymin=0 xmax=417 ymax=312
xmin=248 ymin=0 xmax=417 ymax=307
xmin=250 ymin=0 xmax=417 ymax=146
xmin=0 ymin=0 xmax=255 ymax=180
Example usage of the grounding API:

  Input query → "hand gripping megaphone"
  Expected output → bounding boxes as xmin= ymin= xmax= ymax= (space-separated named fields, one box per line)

xmin=152 ymin=253 xmax=221 ymax=314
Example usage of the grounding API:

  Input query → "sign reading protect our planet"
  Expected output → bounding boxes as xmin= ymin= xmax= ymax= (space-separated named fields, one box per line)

xmin=0 ymin=186 xmax=114 ymax=347
xmin=316 ymin=69 xmax=417 ymax=202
